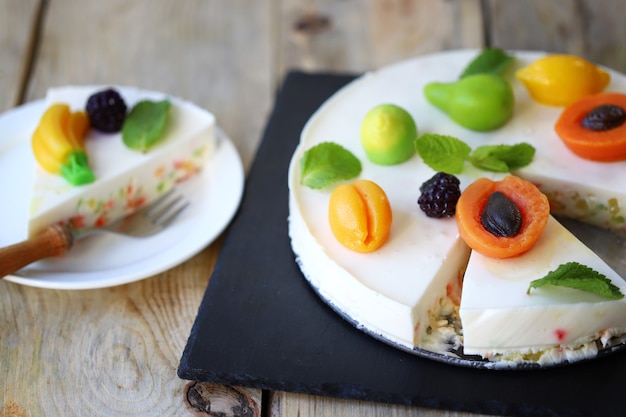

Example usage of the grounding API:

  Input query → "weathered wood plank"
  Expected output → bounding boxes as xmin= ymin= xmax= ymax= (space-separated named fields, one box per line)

xmin=0 ymin=0 xmax=41 ymax=112
xmin=1 ymin=246 xmax=220 ymax=416
xmin=486 ymin=0 xmax=626 ymax=72
xmin=278 ymin=0 xmax=484 ymax=76
xmin=1 ymin=0 xmax=272 ymax=415
xmin=270 ymin=391 xmax=501 ymax=417
xmin=24 ymin=0 xmax=274 ymax=171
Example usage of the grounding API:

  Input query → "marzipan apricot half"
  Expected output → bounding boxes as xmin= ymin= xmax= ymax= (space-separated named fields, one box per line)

xmin=555 ymin=93 xmax=626 ymax=161
xmin=455 ymin=175 xmax=550 ymax=259
xmin=328 ymin=179 xmax=392 ymax=253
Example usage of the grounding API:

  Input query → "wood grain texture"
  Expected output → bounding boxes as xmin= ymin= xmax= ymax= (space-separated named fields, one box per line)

xmin=24 ymin=0 xmax=274 ymax=171
xmin=486 ymin=0 xmax=626 ymax=72
xmin=1 ymin=244 xmax=222 ymax=416
xmin=279 ymin=0 xmax=484 ymax=75
xmin=1 ymin=0 xmax=269 ymax=415
xmin=2 ymin=0 xmax=626 ymax=416
xmin=269 ymin=392 xmax=501 ymax=417
xmin=0 ymin=224 xmax=72 ymax=278
xmin=0 ymin=0 xmax=40 ymax=111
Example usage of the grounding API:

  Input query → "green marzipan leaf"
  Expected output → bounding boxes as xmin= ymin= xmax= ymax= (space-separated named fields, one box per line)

xmin=414 ymin=134 xmax=471 ymax=174
xmin=460 ymin=48 xmax=514 ymax=79
xmin=528 ymin=262 xmax=624 ymax=299
xmin=122 ymin=99 xmax=171 ymax=153
xmin=469 ymin=143 xmax=536 ymax=172
xmin=300 ymin=142 xmax=362 ymax=189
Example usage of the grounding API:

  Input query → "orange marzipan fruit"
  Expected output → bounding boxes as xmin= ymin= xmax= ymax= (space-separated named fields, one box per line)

xmin=328 ymin=179 xmax=392 ymax=253
xmin=455 ymin=175 xmax=550 ymax=259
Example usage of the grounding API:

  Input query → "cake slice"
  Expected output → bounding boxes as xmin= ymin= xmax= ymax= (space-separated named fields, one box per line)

xmin=289 ymin=170 xmax=472 ymax=350
xmin=28 ymin=86 xmax=215 ymax=237
xmin=460 ymin=216 xmax=626 ymax=364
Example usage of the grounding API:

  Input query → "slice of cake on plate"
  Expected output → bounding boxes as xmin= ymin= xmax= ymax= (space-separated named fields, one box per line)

xmin=28 ymin=86 xmax=216 ymax=237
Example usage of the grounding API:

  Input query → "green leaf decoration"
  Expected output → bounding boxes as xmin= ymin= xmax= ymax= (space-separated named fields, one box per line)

xmin=415 ymin=133 xmax=535 ymax=175
xmin=300 ymin=142 xmax=362 ymax=189
xmin=414 ymin=134 xmax=471 ymax=174
xmin=460 ymin=47 xmax=514 ymax=79
xmin=528 ymin=262 xmax=624 ymax=299
xmin=469 ymin=143 xmax=536 ymax=172
xmin=122 ymin=99 xmax=171 ymax=153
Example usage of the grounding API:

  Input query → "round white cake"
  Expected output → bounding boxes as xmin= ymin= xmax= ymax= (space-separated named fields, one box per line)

xmin=288 ymin=50 xmax=626 ymax=368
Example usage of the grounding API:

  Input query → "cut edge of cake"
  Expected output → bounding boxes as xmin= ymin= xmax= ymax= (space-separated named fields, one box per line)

xmin=459 ymin=215 xmax=626 ymax=365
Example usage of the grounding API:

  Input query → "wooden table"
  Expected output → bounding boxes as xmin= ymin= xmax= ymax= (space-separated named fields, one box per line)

xmin=1 ymin=1 xmax=624 ymax=416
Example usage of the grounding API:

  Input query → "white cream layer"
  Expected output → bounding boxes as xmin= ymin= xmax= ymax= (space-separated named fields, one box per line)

xmin=288 ymin=50 xmax=626 ymax=356
xmin=461 ymin=216 xmax=626 ymax=356
xmin=28 ymin=86 xmax=215 ymax=237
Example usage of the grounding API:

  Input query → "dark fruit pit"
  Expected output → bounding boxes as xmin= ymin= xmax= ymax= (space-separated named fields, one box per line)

xmin=582 ymin=104 xmax=626 ymax=131
xmin=481 ymin=191 xmax=522 ymax=237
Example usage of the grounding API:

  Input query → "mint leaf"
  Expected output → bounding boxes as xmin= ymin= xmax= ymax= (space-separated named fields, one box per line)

xmin=528 ymin=262 xmax=624 ymax=299
xmin=415 ymin=134 xmax=471 ymax=174
xmin=416 ymin=134 xmax=535 ymax=174
xmin=300 ymin=142 xmax=362 ymax=189
xmin=122 ymin=99 xmax=171 ymax=153
xmin=469 ymin=143 xmax=536 ymax=172
xmin=460 ymin=48 xmax=514 ymax=79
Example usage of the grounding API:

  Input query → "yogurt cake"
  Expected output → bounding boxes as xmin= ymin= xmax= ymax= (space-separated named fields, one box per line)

xmin=288 ymin=50 xmax=626 ymax=367
xmin=28 ymin=86 xmax=216 ymax=237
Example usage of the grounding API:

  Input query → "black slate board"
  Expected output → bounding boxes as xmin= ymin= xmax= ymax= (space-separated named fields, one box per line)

xmin=178 ymin=71 xmax=626 ymax=417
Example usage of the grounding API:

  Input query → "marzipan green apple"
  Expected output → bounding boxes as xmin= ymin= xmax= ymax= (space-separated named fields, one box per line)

xmin=360 ymin=104 xmax=417 ymax=165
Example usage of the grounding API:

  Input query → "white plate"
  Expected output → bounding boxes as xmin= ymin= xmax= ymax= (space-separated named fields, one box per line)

xmin=0 ymin=99 xmax=244 ymax=290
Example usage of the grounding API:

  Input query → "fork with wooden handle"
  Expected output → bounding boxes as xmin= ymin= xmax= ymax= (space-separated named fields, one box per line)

xmin=0 ymin=189 xmax=187 ymax=278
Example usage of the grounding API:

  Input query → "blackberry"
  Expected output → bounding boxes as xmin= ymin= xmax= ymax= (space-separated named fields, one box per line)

xmin=418 ymin=172 xmax=461 ymax=218
xmin=86 ymin=88 xmax=127 ymax=133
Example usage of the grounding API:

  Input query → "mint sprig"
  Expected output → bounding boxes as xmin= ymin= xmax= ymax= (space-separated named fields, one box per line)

xmin=470 ymin=143 xmax=536 ymax=172
xmin=528 ymin=262 xmax=624 ymax=299
xmin=460 ymin=48 xmax=514 ymax=79
xmin=122 ymin=99 xmax=171 ymax=153
xmin=300 ymin=142 xmax=362 ymax=189
xmin=414 ymin=134 xmax=470 ymax=174
xmin=415 ymin=134 xmax=534 ymax=174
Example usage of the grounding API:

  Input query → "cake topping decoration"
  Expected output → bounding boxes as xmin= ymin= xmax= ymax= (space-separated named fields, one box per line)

xmin=424 ymin=48 xmax=515 ymax=132
xmin=415 ymin=134 xmax=469 ymax=173
xmin=86 ymin=88 xmax=127 ymax=133
xmin=555 ymin=92 xmax=626 ymax=161
xmin=32 ymin=103 xmax=95 ymax=186
xmin=582 ymin=104 xmax=626 ymax=131
xmin=300 ymin=142 xmax=362 ymax=189
xmin=360 ymin=103 xmax=417 ymax=165
xmin=415 ymin=133 xmax=535 ymax=174
xmin=459 ymin=47 xmax=514 ymax=78
xmin=417 ymin=172 xmax=461 ymax=218
xmin=516 ymin=54 xmax=610 ymax=107
xmin=455 ymin=176 xmax=549 ymax=258
xmin=122 ymin=99 xmax=171 ymax=153
xmin=480 ymin=191 xmax=522 ymax=237
xmin=328 ymin=179 xmax=392 ymax=253
xmin=424 ymin=74 xmax=514 ymax=132
xmin=528 ymin=262 xmax=624 ymax=300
